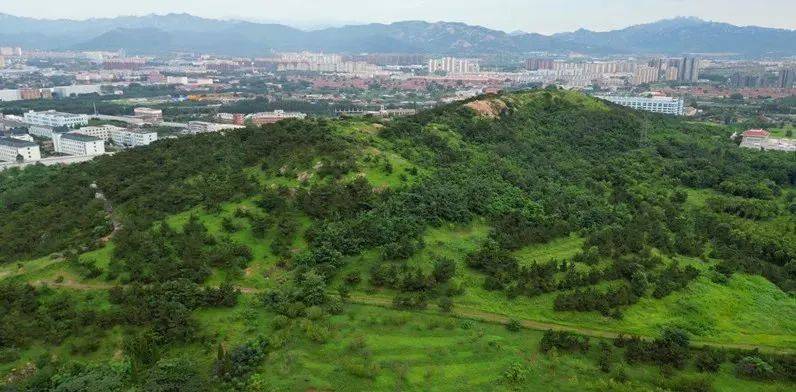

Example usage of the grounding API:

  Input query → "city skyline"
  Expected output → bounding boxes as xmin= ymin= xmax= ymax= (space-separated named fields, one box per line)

xmin=2 ymin=0 xmax=796 ymax=34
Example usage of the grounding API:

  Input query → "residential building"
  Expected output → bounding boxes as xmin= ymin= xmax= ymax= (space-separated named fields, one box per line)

xmin=0 ymin=89 xmax=20 ymax=102
xmin=633 ymin=66 xmax=659 ymax=85
xmin=24 ymin=110 xmax=89 ymax=128
xmin=779 ymin=68 xmax=795 ymax=89
xmin=0 ymin=47 xmax=22 ymax=56
xmin=103 ymin=58 xmax=146 ymax=70
xmin=0 ymin=56 xmax=5 ymax=68
xmin=525 ymin=58 xmax=554 ymax=71
xmin=678 ymin=56 xmax=700 ymax=83
xmin=110 ymin=128 xmax=158 ymax=147
xmin=664 ymin=67 xmax=679 ymax=81
xmin=428 ymin=57 xmax=480 ymax=75
xmin=133 ymin=107 xmax=163 ymax=123
xmin=54 ymin=133 xmax=105 ymax=156
xmin=0 ymin=137 xmax=41 ymax=162
xmin=596 ymin=95 xmax=685 ymax=116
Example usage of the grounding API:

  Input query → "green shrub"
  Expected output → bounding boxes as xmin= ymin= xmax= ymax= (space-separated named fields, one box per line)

xmin=694 ymin=349 xmax=725 ymax=373
xmin=502 ymin=361 xmax=529 ymax=383
xmin=506 ymin=319 xmax=522 ymax=332
xmin=735 ymin=356 xmax=774 ymax=380
xmin=0 ymin=348 xmax=21 ymax=364
xmin=438 ymin=296 xmax=454 ymax=313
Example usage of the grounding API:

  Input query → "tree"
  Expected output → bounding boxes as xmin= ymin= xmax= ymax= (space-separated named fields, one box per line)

xmin=297 ymin=270 xmax=328 ymax=306
xmin=597 ymin=341 xmax=613 ymax=373
xmin=144 ymin=357 xmax=207 ymax=392
xmin=630 ymin=270 xmax=649 ymax=297
xmin=438 ymin=296 xmax=454 ymax=313
xmin=123 ymin=331 xmax=160 ymax=381
xmin=432 ymin=257 xmax=457 ymax=283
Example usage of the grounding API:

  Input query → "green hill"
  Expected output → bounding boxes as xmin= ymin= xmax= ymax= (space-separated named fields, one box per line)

xmin=1 ymin=89 xmax=795 ymax=391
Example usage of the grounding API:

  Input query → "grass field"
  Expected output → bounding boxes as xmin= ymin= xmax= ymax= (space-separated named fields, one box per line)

xmin=769 ymin=125 xmax=795 ymax=139
xmin=189 ymin=300 xmax=796 ymax=391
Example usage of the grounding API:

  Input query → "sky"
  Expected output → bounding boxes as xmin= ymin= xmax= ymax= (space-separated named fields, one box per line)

xmin=1 ymin=0 xmax=795 ymax=34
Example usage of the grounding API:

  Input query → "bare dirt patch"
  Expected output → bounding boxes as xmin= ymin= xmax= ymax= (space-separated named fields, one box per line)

xmin=465 ymin=99 xmax=508 ymax=118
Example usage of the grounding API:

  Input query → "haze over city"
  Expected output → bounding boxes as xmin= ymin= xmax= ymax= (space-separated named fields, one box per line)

xmin=3 ymin=0 xmax=796 ymax=33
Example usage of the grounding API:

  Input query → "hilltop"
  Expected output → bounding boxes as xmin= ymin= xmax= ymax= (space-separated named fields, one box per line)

xmin=0 ymin=89 xmax=795 ymax=390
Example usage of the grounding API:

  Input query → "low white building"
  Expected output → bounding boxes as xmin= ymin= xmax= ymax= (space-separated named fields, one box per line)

xmin=595 ymin=95 xmax=685 ymax=116
xmin=24 ymin=110 xmax=89 ymax=128
xmin=133 ymin=107 xmax=163 ymax=123
xmin=187 ymin=121 xmax=244 ymax=134
xmin=110 ymin=128 xmax=158 ymax=147
xmin=55 ymin=133 xmax=105 ymax=156
xmin=51 ymin=84 xmax=102 ymax=98
xmin=29 ymin=125 xmax=70 ymax=139
xmin=247 ymin=110 xmax=307 ymax=125
xmin=740 ymin=129 xmax=796 ymax=152
xmin=72 ymin=125 xmax=126 ymax=141
xmin=0 ymin=137 xmax=41 ymax=162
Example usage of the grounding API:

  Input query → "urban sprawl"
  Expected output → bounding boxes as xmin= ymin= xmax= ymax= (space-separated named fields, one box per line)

xmin=1 ymin=47 xmax=795 ymax=170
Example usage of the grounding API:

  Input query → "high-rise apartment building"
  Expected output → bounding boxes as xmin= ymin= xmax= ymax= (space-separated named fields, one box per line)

xmin=633 ymin=66 xmax=659 ymax=85
xmin=428 ymin=57 xmax=480 ymax=75
xmin=778 ymin=68 xmax=795 ymax=89
xmin=678 ymin=56 xmax=700 ymax=83
xmin=525 ymin=58 xmax=555 ymax=71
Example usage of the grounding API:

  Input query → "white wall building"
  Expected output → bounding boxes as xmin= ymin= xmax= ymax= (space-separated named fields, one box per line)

xmin=133 ymin=107 xmax=163 ymax=123
xmin=0 ymin=137 xmax=41 ymax=162
xmin=24 ymin=110 xmax=89 ymax=128
xmin=595 ymin=95 xmax=684 ymax=116
xmin=55 ymin=133 xmax=105 ymax=156
xmin=166 ymin=76 xmax=189 ymax=85
xmin=50 ymin=85 xmax=102 ymax=98
xmin=247 ymin=110 xmax=307 ymax=125
xmin=428 ymin=57 xmax=480 ymax=75
xmin=73 ymin=125 xmax=126 ymax=141
xmin=110 ymin=128 xmax=158 ymax=147
xmin=187 ymin=121 xmax=245 ymax=134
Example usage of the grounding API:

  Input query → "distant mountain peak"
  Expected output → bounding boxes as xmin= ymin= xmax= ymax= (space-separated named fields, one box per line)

xmin=0 ymin=13 xmax=792 ymax=57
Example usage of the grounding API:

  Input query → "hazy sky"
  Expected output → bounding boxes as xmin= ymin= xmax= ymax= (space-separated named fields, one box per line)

xmin=2 ymin=0 xmax=795 ymax=34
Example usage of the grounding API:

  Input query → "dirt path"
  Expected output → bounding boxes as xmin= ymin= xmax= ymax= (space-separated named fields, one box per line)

xmin=30 ymin=280 xmax=795 ymax=355
xmin=345 ymin=294 xmax=795 ymax=355
xmin=93 ymin=183 xmax=122 ymax=243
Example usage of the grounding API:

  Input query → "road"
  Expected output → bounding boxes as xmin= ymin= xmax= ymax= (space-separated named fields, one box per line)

xmin=32 ymin=279 xmax=795 ymax=355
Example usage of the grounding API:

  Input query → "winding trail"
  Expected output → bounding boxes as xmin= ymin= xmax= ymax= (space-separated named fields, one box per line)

xmin=32 ymin=280 xmax=795 ymax=355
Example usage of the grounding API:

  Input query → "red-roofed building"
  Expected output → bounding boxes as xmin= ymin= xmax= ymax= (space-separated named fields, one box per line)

xmin=742 ymin=129 xmax=770 ymax=138
xmin=740 ymin=129 xmax=772 ymax=150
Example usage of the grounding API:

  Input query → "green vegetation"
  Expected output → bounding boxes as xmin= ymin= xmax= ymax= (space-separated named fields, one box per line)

xmin=1 ymin=89 xmax=794 ymax=390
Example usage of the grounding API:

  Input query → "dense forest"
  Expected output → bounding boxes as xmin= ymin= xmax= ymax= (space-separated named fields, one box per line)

xmin=0 ymin=89 xmax=794 ymax=391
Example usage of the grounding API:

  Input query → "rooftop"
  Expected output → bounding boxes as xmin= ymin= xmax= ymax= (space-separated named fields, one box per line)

xmin=26 ymin=110 xmax=87 ymax=119
xmin=743 ymin=129 xmax=770 ymax=138
xmin=0 ymin=137 xmax=37 ymax=148
xmin=61 ymin=133 xmax=101 ymax=142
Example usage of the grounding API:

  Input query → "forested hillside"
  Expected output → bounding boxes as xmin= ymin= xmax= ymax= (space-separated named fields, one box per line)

xmin=1 ymin=89 xmax=794 ymax=391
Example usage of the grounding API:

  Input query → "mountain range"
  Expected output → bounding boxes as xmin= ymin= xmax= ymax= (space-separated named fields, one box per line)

xmin=0 ymin=13 xmax=794 ymax=57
